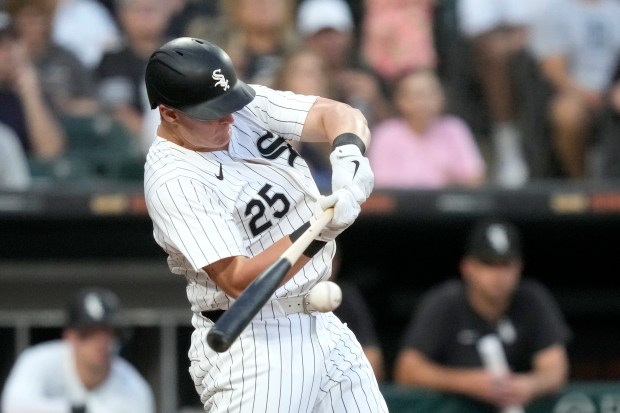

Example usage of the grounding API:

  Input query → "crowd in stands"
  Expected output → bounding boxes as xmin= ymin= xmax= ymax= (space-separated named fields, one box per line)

xmin=0 ymin=1 xmax=602 ymax=409
xmin=2 ymin=0 xmax=620 ymax=191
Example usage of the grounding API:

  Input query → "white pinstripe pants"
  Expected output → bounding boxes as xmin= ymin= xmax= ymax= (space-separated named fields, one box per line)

xmin=188 ymin=308 xmax=388 ymax=413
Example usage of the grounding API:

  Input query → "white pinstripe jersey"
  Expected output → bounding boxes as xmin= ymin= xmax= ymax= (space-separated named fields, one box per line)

xmin=144 ymin=85 xmax=336 ymax=314
xmin=145 ymin=84 xmax=389 ymax=413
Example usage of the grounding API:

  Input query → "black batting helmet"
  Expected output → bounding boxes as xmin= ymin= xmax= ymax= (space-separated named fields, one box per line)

xmin=67 ymin=287 xmax=121 ymax=330
xmin=145 ymin=37 xmax=256 ymax=120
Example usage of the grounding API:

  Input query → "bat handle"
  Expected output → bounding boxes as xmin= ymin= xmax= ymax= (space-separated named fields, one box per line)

xmin=206 ymin=207 xmax=334 ymax=353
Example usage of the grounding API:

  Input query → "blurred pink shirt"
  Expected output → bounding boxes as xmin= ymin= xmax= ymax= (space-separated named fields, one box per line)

xmin=368 ymin=115 xmax=486 ymax=189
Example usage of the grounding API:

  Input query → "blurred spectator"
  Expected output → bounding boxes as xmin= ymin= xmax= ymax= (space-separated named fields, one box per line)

xmin=5 ymin=0 xmax=99 ymax=117
xmin=214 ymin=0 xmax=299 ymax=87
xmin=0 ymin=121 xmax=32 ymax=190
xmin=95 ymin=0 xmax=172 ymax=152
xmin=367 ymin=69 xmax=486 ymax=189
xmin=139 ymin=73 xmax=159 ymax=155
xmin=330 ymin=247 xmax=386 ymax=382
xmin=165 ymin=0 xmax=218 ymax=39
xmin=528 ymin=0 xmax=620 ymax=179
xmin=0 ymin=11 xmax=66 ymax=160
xmin=96 ymin=0 xmax=116 ymax=15
xmin=1 ymin=287 xmax=155 ymax=413
xmin=361 ymin=0 xmax=437 ymax=84
xmin=52 ymin=0 xmax=121 ymax=70
xmin=297 ymin=0 xmax=390 ymax=128
xmin=457 ymin=0 xmax=540 ymax=187
xmin=599 ymin=63 xmax=620 ymax=179
xmin=272 ymin=47 xmax=333 ymax=191
xmin=273 ymin=47 xmax=330 ymax=97
xmin=394 ymin=217 xmax=571 ymax=411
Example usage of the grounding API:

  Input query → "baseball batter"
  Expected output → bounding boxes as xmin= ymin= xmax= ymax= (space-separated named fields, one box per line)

xmin=143 ymin=37 xmax=388 ymax=412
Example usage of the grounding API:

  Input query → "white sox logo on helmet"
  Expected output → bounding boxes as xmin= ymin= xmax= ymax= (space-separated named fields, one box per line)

xmin=212 ymin=69 xmax=230 ymax=90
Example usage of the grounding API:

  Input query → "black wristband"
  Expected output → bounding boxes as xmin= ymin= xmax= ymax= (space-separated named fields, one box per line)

xmin=289 ymin=222 xmax=327 ymax=258
xmin=303 ymin=240 xmax=327 ymax=257
xmin=72 ymin=405 xmax=87 ymax=413
xmin=289 ymin=222 xmax=310 ymax=242
xmin=332 ymin=133 xmax=366 ymax=155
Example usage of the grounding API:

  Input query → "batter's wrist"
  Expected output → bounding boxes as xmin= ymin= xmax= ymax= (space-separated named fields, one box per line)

xmin=332 ymin=133 xmax=366 ymax=155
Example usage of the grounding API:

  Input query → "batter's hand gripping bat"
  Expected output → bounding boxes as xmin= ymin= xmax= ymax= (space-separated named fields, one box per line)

xmin=206 ymin=208 xmax=334 ymax=352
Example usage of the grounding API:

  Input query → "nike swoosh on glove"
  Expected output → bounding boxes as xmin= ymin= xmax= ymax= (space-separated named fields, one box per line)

xmin=312 ymin=189 xmax=361 ymax=242
xmin=330 ymin=144 xmax=374 ymax=204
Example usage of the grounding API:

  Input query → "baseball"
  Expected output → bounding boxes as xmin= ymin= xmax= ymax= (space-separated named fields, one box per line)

xmin=306 ymin=281 xmax=342 ymax=312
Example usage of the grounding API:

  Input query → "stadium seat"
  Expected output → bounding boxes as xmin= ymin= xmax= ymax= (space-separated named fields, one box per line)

xmin=28 ymin=115 xmax=145 ymax=184
xmin=60 ymin=114 xmax=139 ymax=180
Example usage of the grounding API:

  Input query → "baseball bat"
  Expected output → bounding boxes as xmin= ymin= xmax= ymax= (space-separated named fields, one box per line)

xmin=206 ymin=208 xmax=334 ymax=352
xmin=477 ymin=334 xmax=525 ymax=413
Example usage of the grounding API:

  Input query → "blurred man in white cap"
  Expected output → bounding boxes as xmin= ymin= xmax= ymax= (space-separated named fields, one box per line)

xmin=297 ymin=0 xmax=355 ymax=39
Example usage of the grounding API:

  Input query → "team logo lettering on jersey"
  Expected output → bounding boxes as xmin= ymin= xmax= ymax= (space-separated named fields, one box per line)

xmin=212 ymin=69 xmax=230 ymax=90
xmin=257 ymin=132 xmax=299 ymax=166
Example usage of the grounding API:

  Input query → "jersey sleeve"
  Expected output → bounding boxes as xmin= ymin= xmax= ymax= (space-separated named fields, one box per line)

xmin=1 ymin=346 xmax=71 ymax=413
xmin=399 ymin=284 xmax=453 ymax=359
xmin=521 ymin=280 xmax=573 ymax=352
xmin=244 ymin=84 xmax=318 ymax=142
xmin=148 ymin=176 xmax=245 ymax=271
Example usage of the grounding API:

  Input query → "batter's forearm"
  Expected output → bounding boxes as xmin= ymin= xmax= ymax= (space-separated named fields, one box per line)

xmin=322 ymin=104 xmax=371 ymax=149
xmin=204 ymin=236 xmax=310 ymax=297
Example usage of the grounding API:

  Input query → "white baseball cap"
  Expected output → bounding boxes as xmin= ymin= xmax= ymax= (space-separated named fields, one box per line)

xmin=297 ymin=0 xmax=354 ymax=36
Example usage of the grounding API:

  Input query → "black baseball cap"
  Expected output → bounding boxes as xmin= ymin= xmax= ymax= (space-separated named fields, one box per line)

xmin=67 ymin=288 xmax=121 ymax=330
xmin=465 ymin=218 xmax=522 ymax=264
